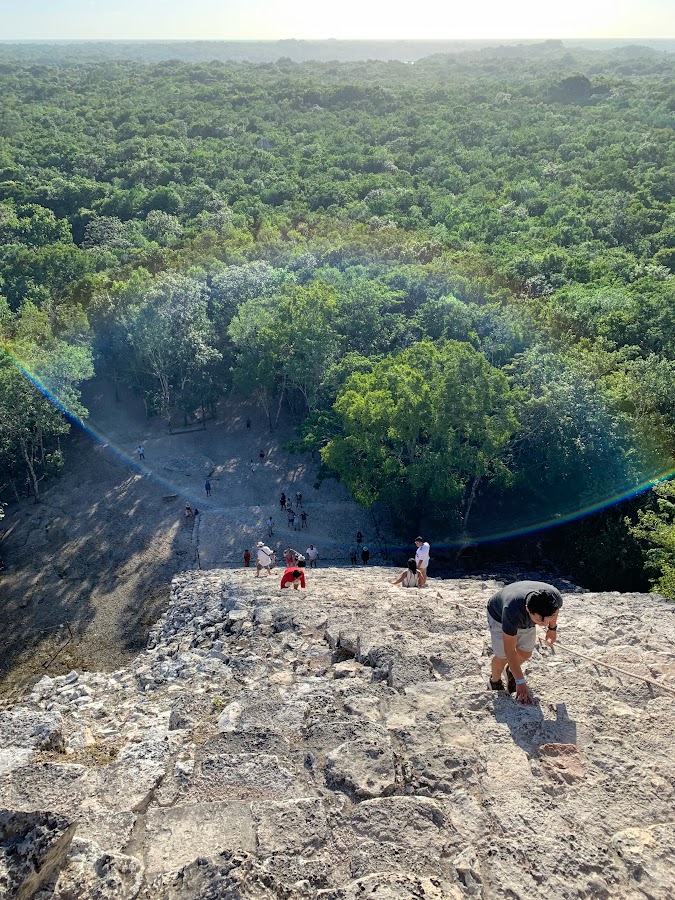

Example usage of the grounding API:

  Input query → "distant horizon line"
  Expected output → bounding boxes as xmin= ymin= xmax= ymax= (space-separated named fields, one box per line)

xmin=1 ymin=37 xmax=672 ymax=44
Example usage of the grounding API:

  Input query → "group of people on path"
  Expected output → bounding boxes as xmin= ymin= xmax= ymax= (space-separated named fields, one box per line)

xmin=391 ymin=536 xmax=430 ymax=587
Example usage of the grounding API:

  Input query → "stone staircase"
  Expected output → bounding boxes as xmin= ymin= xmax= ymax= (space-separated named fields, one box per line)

xmin=1 ymin=568 xmax=674 ymax=898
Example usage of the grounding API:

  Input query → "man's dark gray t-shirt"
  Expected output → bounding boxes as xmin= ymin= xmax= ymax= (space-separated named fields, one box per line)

xmin=487 ymin=581 xmax=563 ymax=636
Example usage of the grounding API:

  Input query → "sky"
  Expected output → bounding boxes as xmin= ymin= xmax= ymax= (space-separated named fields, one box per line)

xmin=1 ymin=0 xmax=674 ymax=41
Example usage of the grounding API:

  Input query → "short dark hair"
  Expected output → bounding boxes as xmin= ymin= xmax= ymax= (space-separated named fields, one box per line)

xmin=292 ymin=569 xmax=302 ymax=579
xmin=407 ymin=558 xmax=417 ymax=573
xmin=415 ymin=536 xmax=424 ymax=543
xmin=526 ymin=590 xmax=562 ymax=617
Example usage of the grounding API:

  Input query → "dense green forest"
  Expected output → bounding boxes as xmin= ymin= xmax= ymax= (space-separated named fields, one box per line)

xmin=1 ymin=42 xmax=675 ymax=590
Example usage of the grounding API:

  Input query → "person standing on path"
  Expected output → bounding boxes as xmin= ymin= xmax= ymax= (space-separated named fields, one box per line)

xmin=246 ymin=417 xmax=251 ymax=429
xmin=293 ymin=513 xmax=300 ymax=531
xmin=243 ymin=549 xmax=251 ymax=567
xmin=284 ymin=547 xmax=296 ymax=566
xmin=361 ymin=546 xmax=370 ymax=565
xmin=296 ymin=491 xmax=303 ymax=508
xmin=414 ymin=537 xmax=430 ymax=586
xmin=259 ymin=449 xmax=265 ymax=462
xmin=267 ymin=515 xmax=274 ymax=537
xmin=184 ymin=502 xmax=193 ymax=527
xmin=306 ymin=545 xmax=319 ymax=568
xmin=280 ymin=492 xmax=286 ymax=511
xmin=137 ymin=445 xmax=145 ymax=460
xmin=249 ymin=459 xmax=256 ymax=473
xmin=300 ymin=510 xmax=308 ymax=528
xmin=255 ymin=541 xmax=273 ymax=577
xmin=349 ymin=546 xmax=358 ymax=566
xmin=204 ymin=481 xmax=211 ymax=497
xmin=356 ymin=530 xmax=363 ymax=547
xmin=486 ymin=581 xmax=563 ymax=704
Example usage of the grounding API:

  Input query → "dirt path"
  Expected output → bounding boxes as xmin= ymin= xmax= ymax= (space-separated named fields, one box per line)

xmin=0 ymin=380 xmax=397 ymax=698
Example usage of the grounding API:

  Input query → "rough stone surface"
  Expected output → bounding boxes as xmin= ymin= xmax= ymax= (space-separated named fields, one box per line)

xmin=0 ymin=809 xmax=75 ymax=900
xmin=1 ymin=568 xmax=674 ymax=898
xmin=143 ymin=801 xmax=255 ymax=877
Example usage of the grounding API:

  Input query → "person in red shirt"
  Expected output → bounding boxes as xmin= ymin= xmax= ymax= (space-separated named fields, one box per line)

xmin=280 ymin=567 xmax=305 ymax=590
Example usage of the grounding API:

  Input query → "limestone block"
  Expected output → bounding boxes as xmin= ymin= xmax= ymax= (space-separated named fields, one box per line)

xmin=0 ymin=747 xmax=34 ymax=776
xmin=325 ymin=738 xmax=396 ymax=799
xmin=321 ymin=871 xmax=461 ymax=899
xmin=49 ymin=839 xmax=142 ymax=900
xmin=252 ymin=798 xmax=328 ymax=854
xmin=538 ymin=743 xmax=584 ymax=784
xmin=0 ymin=763 xmax=87 ymax=813
xmin=0 ymin=708 xmax=64 ymax=751
xmin=144 ymin=800 xmax=255 ymax=877
xmin=0 ymin=809 xmax=76 ymax=900
xmin=188 ymin=751 xmax=314 ymax=803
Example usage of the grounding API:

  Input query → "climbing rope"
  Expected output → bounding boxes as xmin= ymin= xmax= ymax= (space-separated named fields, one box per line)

xmin=552 ymin=639 xmax=675 ymax=700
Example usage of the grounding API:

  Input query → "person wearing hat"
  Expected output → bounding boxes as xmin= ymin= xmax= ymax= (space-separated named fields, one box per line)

xmin=486 ymin=580 xmax=563 ymax=704
xmin=255 ymin=541 xmax=273 ymax=577
xmin=414 ymin=537 xmax=430 ymax=586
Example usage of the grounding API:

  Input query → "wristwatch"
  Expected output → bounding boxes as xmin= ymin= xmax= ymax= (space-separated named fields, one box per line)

xmin=547 ymin=625 xmax=557 ymax=631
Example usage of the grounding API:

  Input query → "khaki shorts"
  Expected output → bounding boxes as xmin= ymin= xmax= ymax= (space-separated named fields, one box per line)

xmin=487 ymin=612 xmax=536 ymax=659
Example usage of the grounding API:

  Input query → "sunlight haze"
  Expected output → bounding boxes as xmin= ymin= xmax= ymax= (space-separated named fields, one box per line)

xmin=3 ymin=0 xmax=674 ymax=40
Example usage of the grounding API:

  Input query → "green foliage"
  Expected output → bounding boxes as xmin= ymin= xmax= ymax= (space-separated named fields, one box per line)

xmin=322 ymin=340 xmax=519 ymax=532
xmin=0 ymin=45 xmax=674 ymax=587
xmin=628 ymin=481 xmax=675 ymax=599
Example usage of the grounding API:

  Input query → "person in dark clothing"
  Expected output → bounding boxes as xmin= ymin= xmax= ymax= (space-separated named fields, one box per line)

xmin=361 ymin=546 xmax=370 ymax=565
xmin=486 ymin=581 xmax=563 ymax=705
xmin=243 ymin=549 xmax=251 ymax=567
xmin=356 ymin=530 xmax=363 ymax=546
xmin=204 ymin=481 xmax=211 ymax=497
xmin=280 ymin=492 xmax=286 ymax=510
xmin=246 ymin=418 xmax=251 ymax=428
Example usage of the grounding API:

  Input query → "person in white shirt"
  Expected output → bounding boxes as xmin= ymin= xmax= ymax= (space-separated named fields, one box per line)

xmin=414 ymin=536 xmax=430 ymax=586
xmin=255 ymin=541 xmax=273 ymax=577
xmin=306 ymin=545 xmax=319 ymax=568
xmin=266 ymin=516 xmax=274 ymax=537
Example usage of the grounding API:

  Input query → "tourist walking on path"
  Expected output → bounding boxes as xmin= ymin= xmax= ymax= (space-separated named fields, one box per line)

xmin=293 ymin=513 xmax=300 ymax=531
xmin=255 ymin=541 xmax=273 ymax=577
xmin=249 ymin=459 xmax=256 ymax=473
xmin=392 ymin=559 xmax=421 ymax=587
xmin=300 ymin=510 xmax=308 ymax=528
xmin=243 ymin=549 xmax=251 ymax=567
xmin=287 ymin=508 xmax=295 ymax=528
xmin=296 ymin=491 xmax=303 ymax=507
xmin=137 ymin=445 xmax=145 ymax=460
xmin=361 ymin=546 xmax=370 ymax=565
xmin=414 ymin=537 xmax=430 ymax=585
xmin=280 ymin=567 xmax=306 ymax=590
xmin=204 ymin=481 xmax=211 ymax=497
xmin=306 ymin=545 xmax=319 ymax=568
xmin=356 ymin=530 xmax=363 ymax=547
xmin=259 ymin=449 xmax=265 ymax=462
xmin=184 ymin=502 xmax=193 ymax=527
xmin=349 ymin=546 xmax=358 ymax=566
xmin=246 ymin=417 xmax=251 ymax=429
xmin=486 ymin=581 xmax=563 ymax=704
xmin=267 ymin=515 xmax=274 ymax=537
xmin=284 ymin=547 xmax=296 ymax=567
xmin=280 ymin=492 xmax=286 ymax=510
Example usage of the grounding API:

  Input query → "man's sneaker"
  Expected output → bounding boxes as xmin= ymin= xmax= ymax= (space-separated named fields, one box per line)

xmin=488 ymin=678 xmax=505 ymax=692
xmin=505 ymin=667 xmax=517 ymax=694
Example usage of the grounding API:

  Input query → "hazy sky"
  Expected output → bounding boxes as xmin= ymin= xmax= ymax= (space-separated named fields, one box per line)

xmin=2 ymin=0 xmax=674 ymax=41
